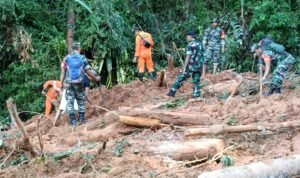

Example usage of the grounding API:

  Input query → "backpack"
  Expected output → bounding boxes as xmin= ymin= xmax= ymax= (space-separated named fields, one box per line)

xmin=138 ymin=34 xmax=151 ymax=48
xmin=261 ymin=38 xmax=285 ymax=54
xmin=66 ymin=54 xmax=85 ymax=84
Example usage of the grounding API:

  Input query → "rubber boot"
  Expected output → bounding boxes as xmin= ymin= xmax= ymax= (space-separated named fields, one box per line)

xmin=78 ymin=112 xmax=85 ymax=125
xmin=69 ymin=114 xmax=76 ymax=127
xmin=166 ymin=90 xmax=175 ymax=97
xmin=265 ymin=86 xmax=275 ymax=96
xmin=274 ymin=87 xmax=281 ymax=94
xmin=138 ymin=73 xmax=144 ymax=82
xmin=149 ymin=71 xmax=156 ymax=80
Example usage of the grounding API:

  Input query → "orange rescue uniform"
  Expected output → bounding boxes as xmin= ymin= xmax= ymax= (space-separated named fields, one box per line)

xmin=43 ymin=80 xmax=62 ymax=117
xmin=134 ymin=31 xmax=154 ymax=73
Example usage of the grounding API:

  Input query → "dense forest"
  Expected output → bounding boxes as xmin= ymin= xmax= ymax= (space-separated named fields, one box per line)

xmin=0 ymin=0 xmax=299 ymax=124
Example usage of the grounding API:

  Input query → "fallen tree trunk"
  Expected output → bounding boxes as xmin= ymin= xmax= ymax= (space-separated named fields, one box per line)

xmin=145 ymin=139 xmax=224 ymax=161
xmin=6 ymin=98 xmax=36 ymax=156
xmin=198 ymin=154 xmax=300 ymax=178
xmin=119 ymin=115 xmax=165 ymax=128
xmin=118 ymin=107 xmax=210 ymax=126
xmin=185 ymin=120 xmax=300 ymax=137
xmin=61 ymin=122 xmax=135 ymax=147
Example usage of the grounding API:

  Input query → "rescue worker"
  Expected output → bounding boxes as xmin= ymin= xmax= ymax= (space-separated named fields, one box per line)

xmin=252 ymin=41 xmax=295 ymax=96
xmin=202 ymin=18 xmax=225 ymax=77
xmin=166 ymin=31 xmax=204 ymax=98
xmin=42 ymin=80 xmax=62 ymax=118
xmin=133 ymin=26 xmax=155 ymax=82
xmin=60 ymin=42 xmax=100 ymax=127
xmin=53 ymin=71 xmax=99 ymax=126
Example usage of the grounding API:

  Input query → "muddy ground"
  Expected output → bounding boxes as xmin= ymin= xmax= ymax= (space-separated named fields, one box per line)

xmin=1 ymin=68 xmax=300 ymax=178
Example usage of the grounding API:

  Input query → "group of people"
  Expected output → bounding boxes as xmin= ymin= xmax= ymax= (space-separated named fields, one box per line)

xmin=134 ymin=18 xmax=295 ymax=98
xmin=43 ymin=18 xmax=295 ymax=127
xmin=134 ymin=18 xmax=226 ymax=98
xmin=42 ymin=42 xmax=100 ymax=127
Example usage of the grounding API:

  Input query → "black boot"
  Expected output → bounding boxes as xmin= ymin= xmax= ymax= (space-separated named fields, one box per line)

xmin=78 ymin=112 xmax=85 ymax=125
xmin=69 ymin=114 xmax=76 ymax=127
xmin=265 ymin=86 xmax=275 ymax=96
xmin=166 ymin=90 xmax=175 ymax=97
xmin=138 ymin=73 xmax=144 ymax=82
xmin=274 ymin=87 xmax=281 ymax=94
xmin=149 ymin=71 xmax=156 ymax=80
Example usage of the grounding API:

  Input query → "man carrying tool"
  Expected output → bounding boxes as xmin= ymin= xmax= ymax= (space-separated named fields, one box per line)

xmin=166 ymin=31 xmax=204 ymax=98
xmin=133 ymin=26 xmax=156 ymax=82
xmin=53 ymin=71 xmax=100 ymax=126
xmin=252 ymin=39 xmax=295 ymax=96
xmin=202 ymin=18 xmax=225 ymax=77
xmin=42 ymin=80 xmax=62 ymax=118
xmin=60 ymin=42 xmax=100 ymax=127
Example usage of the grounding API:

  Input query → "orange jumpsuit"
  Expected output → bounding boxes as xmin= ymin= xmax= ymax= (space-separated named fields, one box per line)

xmin=43 ymin=80 xmax=62 ymax=117
xmin=134 ymin=31 xmax=154 ymax=73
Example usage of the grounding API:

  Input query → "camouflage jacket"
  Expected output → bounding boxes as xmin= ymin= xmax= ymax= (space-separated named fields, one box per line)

xmin=202 ymin=26 xmax=225 ymax=47
xmin=186 ymin=39 xmax=204 ymax=72
xmin=260 ymin=49 xmax=294 ymax=64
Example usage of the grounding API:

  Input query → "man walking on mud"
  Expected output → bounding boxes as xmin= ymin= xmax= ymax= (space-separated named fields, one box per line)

xmin=133 ymin=26 xmax=156 ymax=82
xmin=60 ymin=42 xmax=100 ymax=127
xmin=202 ymin=18 xmax=225 ymax=77
xmin=252 ymin=39 xmax=295 ymax=96
xmin=166 ymin=31 xmax=204 ymax=98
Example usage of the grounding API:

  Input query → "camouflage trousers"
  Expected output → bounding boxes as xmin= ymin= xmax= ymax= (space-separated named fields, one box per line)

xmin=170 ymin=70 xmax=201 ymax=97
xmin=65 ymin=83 xmax=86 ymax=115
xmin=271 ymin=55 xmax=295 ymax=88
xmin=203 ymin=45 xmax=221 ymax=65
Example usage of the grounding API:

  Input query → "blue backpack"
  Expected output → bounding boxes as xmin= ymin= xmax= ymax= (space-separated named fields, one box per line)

xmin=66 ymin=54 xmax=85 ymax=84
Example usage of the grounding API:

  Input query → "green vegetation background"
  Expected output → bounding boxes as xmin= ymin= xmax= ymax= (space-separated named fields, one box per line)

xmin=0 ymin=0 xmax=299 ymax=124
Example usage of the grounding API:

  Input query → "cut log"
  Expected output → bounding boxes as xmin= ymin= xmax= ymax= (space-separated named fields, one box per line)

xmin=204 ymin=80 xmax=239 ymax=94
xmin=145 ymin=139 xmax=224 ymax=161
xmin=185 ymin=120 xmax=300 ymax=137
xmin=118 ymin=107 xmax=210 ymax=126
xmin=198 ymin=154 xmax=300 ymax=178
xmin=167 ymin=54 xmax=174 ymax=71
xmin=6 ymin=98 xmax=36 ymax=156
xmin=119 ymin=115 xmax=165 ymax=128
xmin=157 ymin=70 xmax=167 ymax=87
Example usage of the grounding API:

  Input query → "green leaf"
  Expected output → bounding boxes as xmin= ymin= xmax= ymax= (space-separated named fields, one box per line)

xmin=72 ymin=0 xmax=92 ymax=13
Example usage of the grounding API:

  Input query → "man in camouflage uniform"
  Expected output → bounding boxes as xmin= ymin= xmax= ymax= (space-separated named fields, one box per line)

xmin=60 ymin=42 xmax=100 ymax=127
xmin=202 ymin=18 xmax=225 ymax=77
xmin=253 ymin=41 xmax=295 ymax=96
xmin=166 ymin=31 xmax=204 ymax=98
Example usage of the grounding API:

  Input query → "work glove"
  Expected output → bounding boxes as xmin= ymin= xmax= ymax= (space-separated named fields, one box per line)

xmin=221 ymin=46 xmax=225 ymax=54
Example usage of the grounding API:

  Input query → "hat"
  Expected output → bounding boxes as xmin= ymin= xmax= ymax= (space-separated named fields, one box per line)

xmin=185 ymin=30 xmax=197 ymax=37
xmin=71 ymin=42 xmax=81 ymax=49
xmin=212 ymin=18 xmax=220 ymax=23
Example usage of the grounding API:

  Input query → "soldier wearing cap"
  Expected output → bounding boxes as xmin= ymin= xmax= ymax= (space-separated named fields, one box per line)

xmin=251 ymin=40 xmax=295 ymax=96
xmin=166 ymin=31 xmax=204 ymax=98
xmin=202 ymin=18 xmax=226 ymax=77
xmin=60 ymin=42 xmax=100 ymax=127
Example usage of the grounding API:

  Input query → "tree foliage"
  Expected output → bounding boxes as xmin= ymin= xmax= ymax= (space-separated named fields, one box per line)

xmin=0 ymin=0 xmax=299 ymax=124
